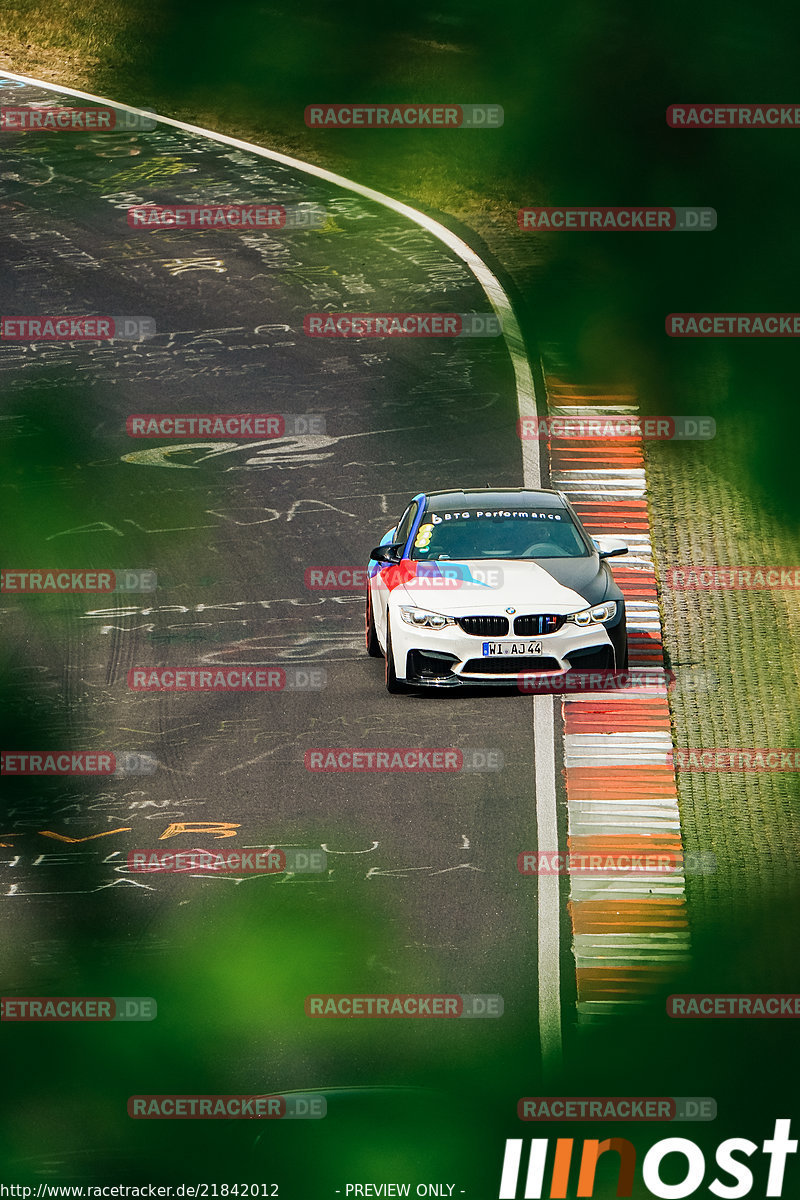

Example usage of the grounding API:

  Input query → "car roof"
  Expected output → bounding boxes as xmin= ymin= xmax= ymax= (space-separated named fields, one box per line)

xmin=422 ymin=488 xmax=567 ymax=512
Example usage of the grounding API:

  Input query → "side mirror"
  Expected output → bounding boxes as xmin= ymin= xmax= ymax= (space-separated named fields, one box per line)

xmin=593 ymin=536 xmax=629 ymax=560
xmin=370 ymin=543 xmax=404 ymax=564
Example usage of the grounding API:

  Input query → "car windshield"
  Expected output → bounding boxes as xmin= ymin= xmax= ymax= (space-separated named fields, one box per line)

xmin=409 ymin=507 xmax=590 ymax=560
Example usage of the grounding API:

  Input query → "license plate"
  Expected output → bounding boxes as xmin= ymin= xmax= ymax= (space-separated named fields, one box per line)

xmin=482 ymin=641 xmax=543 ymax=656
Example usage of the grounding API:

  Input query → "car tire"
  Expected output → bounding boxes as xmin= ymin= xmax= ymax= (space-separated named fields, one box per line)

xmin=365 ymin=590 xmax=382 ymax=657
xmin=385 ymin=616 xmax=409 ymax=694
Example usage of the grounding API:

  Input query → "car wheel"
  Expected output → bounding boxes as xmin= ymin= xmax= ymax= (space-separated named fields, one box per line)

xmin=365 ymin=589 xmax=382 ymax=657
xmin=385 ymin=616 xmax=409 ymax=694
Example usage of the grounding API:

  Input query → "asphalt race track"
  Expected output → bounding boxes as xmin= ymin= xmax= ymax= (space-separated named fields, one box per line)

xmin=0 ymin=76 xmax=566 ymax=1181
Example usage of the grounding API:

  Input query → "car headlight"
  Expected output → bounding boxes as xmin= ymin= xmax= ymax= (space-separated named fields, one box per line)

xmin=399 ymin=606 xmax=456 ymax=630
xmin=566 ymin=601 xmax=618 ymax=626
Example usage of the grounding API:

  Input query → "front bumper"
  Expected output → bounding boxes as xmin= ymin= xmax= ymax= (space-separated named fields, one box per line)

xmin=393 ymin=605 xmax=626 ymax=687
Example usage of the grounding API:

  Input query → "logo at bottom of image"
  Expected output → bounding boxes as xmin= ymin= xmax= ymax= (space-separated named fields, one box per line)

xmin=127 ymin=1094 xmax=325 ymax=1119
xmin=499 ymin=1117 xmax=796 ymax=1199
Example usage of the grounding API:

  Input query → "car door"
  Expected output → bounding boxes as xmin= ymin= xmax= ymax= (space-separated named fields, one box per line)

xmin=372 ymin=499 xmax=419 ymax=642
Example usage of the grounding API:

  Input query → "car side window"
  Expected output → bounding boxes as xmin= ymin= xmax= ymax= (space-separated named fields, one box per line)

xmin=394 ymin=502 xmax=419 ymax=551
